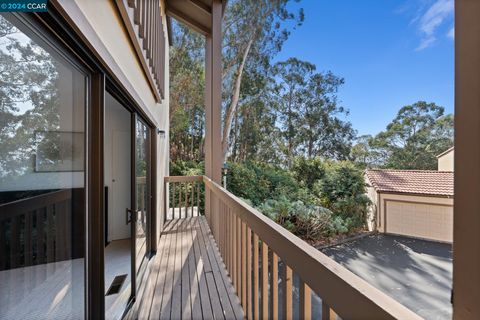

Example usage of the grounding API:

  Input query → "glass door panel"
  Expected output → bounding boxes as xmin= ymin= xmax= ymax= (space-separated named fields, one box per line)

xmin=0 ymin=13 xmax=87 ymax=319
xmin=104 ymin=92 xmax=133 ymax=319
xmin=134 ymin=118 xmax=150 ymax=273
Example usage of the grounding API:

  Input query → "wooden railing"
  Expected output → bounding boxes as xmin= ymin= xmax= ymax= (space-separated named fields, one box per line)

xmin=116 ymin=0 xmax=166 ymax=101
xmin=194 ymin=176 xmax=422 ymax=320
xmin=164 ymin=176 xmax=203 ymax=221
xmin=0 ymin=189 xmax=82 ymax=271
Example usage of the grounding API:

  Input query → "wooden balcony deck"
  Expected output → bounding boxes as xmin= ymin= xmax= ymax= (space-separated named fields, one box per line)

xmin=136 ymin=216 xmax=244 ymax=320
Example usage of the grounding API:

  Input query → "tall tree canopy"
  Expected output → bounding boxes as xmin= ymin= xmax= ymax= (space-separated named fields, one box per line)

xmin=169 ymin=22 xmax=205 ymax=162
xmin=221 ymin=0 xmax=304 ymax=162
xmin=272 ymin=58 xmax=354 ymax=167
xmin=352 ymin=101 xmax=454 ymax=170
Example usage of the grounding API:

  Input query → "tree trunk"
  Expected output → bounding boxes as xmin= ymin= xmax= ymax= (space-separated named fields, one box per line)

xmin=221 ymin=39 xmax=254 ymax=162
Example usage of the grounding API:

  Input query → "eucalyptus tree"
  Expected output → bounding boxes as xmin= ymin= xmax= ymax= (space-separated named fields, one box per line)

xmin=169 ymin=22 xmax=205 ymax=161
xmin=367 ymin=101 xmax=454 ymax=169
xmin=221 ymin=0 xmax=304 ymax=162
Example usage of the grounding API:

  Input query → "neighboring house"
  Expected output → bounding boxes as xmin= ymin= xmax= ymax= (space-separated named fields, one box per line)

xmin=437 ymin=147 xmax=454 ymax=171
xmin=0 ymin=1 xmax=479 ymax=319
xmin=365 ymin=168 xmax=454 ymax=242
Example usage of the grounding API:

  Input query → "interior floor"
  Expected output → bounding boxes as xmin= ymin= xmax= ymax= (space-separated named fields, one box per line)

xmin=0 ymin=259 xmax=85 ymax=320
xmin=105 ymin=238 xmax=132 ymax=320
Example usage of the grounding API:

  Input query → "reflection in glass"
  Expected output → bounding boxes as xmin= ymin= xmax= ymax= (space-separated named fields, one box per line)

xmin=0 ymin=13 xmax=86 ymax=319
xmin=135 ymin=119 xmax=149 ymax=273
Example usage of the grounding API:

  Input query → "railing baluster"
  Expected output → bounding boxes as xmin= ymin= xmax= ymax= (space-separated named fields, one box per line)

xmin=55 ymin=200 xmax=66 ymax=260
xmin=322 ymin=303 xmax=337 ymax=320
xmin=283 ymin=265 xmax=293 ymax=320
xmin=179 ymin=182 xmax=183 ymax=219
xmin=46 ymin=205 xmax=54 ymax=263
xmin=133 ymin=0 xmax=141 ymax=25
xmin=24 ymin=211 xmax=33 ymax=266
xmin=0 ymin=220 xmax=5 ymax=270
xmin=190 ymin=180 xmax=196 ymax=217
xmin=271 ymin=252 xmax=279 ymax=320
xmin=237 ymin=216 xmax=241 ymax=296
xmin=10 ymin=216 xmax=19 ymax=267
xmin=253 ymin=233 xmax=259 ymax=320
xmin=196 ymin=179 xmax=200 ymax=215
xmin=262 ymin=241 xmax=269 ymax=319
xmin=37 ymin=209 xmax=45 ymax=264
xmin=172 ymin=181 xmax=176 ymax=220
xmin=247 ymin=227 xmax=252 ymax=319
xmin=300 ymin=280 xmax=312 ymax=320
xmin=241 ymin=221 xmax=247 ymax=313
xmin=233 ymin=213 xmax=238 ymax=291
xmin=185 ymin=183 xmax=189 ymax=218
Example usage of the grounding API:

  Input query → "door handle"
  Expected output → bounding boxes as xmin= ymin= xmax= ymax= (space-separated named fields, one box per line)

xmin=126 ymin=208 xmax=133 ymax=224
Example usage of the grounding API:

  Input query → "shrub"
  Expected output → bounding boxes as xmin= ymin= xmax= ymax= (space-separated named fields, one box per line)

xmin=291 ymin=156 xmax=326 ymax=189
xmin=257 ymin=196 xmax=334 ymax=242
xmin=314 ymin=161 xmax=371 ymax=229
xmin=227 ymin=161 xmax=304 ymax=206
xmin=170 ymin=160 xmax=204 ymax=176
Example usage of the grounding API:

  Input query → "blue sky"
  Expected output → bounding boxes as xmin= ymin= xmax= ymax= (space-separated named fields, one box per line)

xmin=274 ymin=0 xmax=454 ymax=136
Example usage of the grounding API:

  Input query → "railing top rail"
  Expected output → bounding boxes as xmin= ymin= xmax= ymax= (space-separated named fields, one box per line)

xmin=164 ymin=175 xmax=203 ymax=183
xmin=202 ymin=175 xmax=423 ymax=320
xmin=0 ymin=189 xmax=72 ymax=217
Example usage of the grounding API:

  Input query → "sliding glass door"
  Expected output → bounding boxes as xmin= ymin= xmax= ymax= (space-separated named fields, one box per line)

xmin=134 ymin=116 xmax=150 ymax=277
xmin=0 ymin=13 xmax=87 ymax=319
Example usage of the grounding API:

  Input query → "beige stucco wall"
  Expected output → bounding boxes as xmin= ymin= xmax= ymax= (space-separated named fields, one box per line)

xmin=72 ymin=0 xmax=170 ymax=242
xmin=438 ymin=148 xmax=454 ymax=171
xmin=374 ymin=193 xmax=453 ymax=242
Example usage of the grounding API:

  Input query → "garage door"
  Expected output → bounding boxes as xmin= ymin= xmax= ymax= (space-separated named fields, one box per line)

xmin=386 ymin=201 xmax=453 ymax=242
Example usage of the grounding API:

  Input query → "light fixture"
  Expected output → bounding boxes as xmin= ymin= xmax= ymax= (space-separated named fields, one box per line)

xmin=157 ymin=129 xmax=166 ymax=138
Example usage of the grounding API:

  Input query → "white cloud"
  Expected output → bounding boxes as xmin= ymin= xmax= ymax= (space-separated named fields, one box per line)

xmin=447 ymin=26 xmax=454 ymax=39
xmin=415 ymin=0 xmax=454 ymax=50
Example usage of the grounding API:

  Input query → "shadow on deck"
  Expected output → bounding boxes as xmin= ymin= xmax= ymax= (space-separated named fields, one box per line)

xmin=136 ymin=216 xmax=244 ymax=319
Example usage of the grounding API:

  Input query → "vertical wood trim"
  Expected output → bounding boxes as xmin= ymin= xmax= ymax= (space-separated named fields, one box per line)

xmin=204 ymin=0 xmax=222 ymax=185
xmin=454 ymin=2 xmax=480 ymax=318
xmin=150 ymin=127 xmax=157 ymax=251
xmin=88 ymin=73 xmax=105 ymax=319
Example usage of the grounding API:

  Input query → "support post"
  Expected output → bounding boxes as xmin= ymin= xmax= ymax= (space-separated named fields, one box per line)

xmin=204 ymin=0 xmax=222 ymax=238
xmin=454 ymin=1 xmax=480 ymax=318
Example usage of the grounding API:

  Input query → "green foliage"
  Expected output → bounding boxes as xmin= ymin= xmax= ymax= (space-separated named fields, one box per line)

xmin=223 ymin=158 xmax=370 ymax=242
xmin=291 ymin=156 xmax=326 ymax=189
xmin=257 ymin=196 xmax=352 ymax=241
xmin=351 ymin=101 xmax=454 ymax=170
xmin=314 ymin=161 xmax=371 ymax=228
xmin=270 ymin=58 xmax=355 ymax=167
xmin=170 ymin=160 xmax=204 ymax=176
xmin=169 ymin=22 xmax=205 ymax=162
xmin=226 ymin=161 xmax=307 ymax=206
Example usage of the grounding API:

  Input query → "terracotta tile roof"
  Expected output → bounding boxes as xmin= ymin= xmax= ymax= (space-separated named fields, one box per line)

xmin=365 ymin=169 xmax=454 ymax=197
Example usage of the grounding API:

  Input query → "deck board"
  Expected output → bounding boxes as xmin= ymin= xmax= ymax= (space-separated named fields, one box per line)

xmin=138 ymin=216 xmax=243 ymax=320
